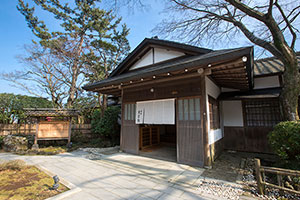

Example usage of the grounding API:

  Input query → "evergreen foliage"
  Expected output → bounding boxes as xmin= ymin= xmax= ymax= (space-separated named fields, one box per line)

xmin=268 ymin=121 xmax=300 ymax=169
xmin=0 ymin=93 xmax=52 ymax=124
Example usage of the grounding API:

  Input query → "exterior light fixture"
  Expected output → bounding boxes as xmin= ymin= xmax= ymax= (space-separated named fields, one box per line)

xmin=197 ymin=68 xmax=204 ymax=74
xmin=242 ymin=56 xmax=247 ymax=62
xmin=120 ymin=83 xmax=123 ymax=85
xmin=184 ymin=69 xmax=188 ymax=72
xmin=130 ymin=80 xmax=133 ymax=83
xmin=167 ymin=73 xmax=170 ymax=76
xmin=208 ymin=64 xmax=212 ymax=67
xmin=153 ymin=75 xmax=156 ymax=79
xmin=150 ymin=88 xmax=154 ymax=92
xmin=141 ymin=78 xmax=144 ymax=81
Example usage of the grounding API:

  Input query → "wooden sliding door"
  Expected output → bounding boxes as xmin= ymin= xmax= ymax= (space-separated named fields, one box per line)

xmin=177 ymin=97 xmax=204 ymax=167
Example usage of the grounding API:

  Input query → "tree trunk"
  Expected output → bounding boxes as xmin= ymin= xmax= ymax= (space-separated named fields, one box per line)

xmin=98 ymin=93 xmax=108 ymax=116
xmin=280 ymin=58 xmax=300 ymax=121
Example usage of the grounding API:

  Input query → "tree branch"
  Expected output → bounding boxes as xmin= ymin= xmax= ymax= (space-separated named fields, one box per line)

xmin=274 ymin=0 xmax=297 ymax=49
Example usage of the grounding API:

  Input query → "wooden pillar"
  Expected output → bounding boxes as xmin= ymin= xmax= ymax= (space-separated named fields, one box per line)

xmin=200 ymin=75 xmax=210 ymax=167
xmin=68 ymin=119 xmax=72 ymax=144
xmin=120 ymin=89 xmax=124 ymax=151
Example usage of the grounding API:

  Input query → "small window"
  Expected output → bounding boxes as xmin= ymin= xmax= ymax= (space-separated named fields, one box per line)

xmin=178 ymin=97 xmax=201 ymax=121
xmin=178 ymin=100 xmax=183 ymax=120
xmin=195 ymin=98 xmax=201 ymax=120
xmin=189 ymin=99 xmax=195 ymax=120
xmin=184 ymin=99 xmax=189 ymax=120
xmin=244 ymin=99 xmax=281 ymax=127
xmin=124 ymin=103 xmax=136 ymax=121
xmin=208 ymin=96 xmax=220 ymax=130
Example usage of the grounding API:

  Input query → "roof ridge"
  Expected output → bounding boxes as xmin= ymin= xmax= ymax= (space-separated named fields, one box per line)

xmin=145 ymin=37 xmax=212 ymax=52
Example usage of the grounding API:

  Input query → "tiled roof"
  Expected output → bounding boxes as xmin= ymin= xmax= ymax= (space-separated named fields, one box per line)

xmin=254 ymin=52 xmax=300 ymax=76
xmin=24 ymin=108 xmax=80 ymax=117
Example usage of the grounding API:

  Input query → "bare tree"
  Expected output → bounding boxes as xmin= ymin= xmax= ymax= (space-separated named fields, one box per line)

xmin=152 ymin=0 xmax=300 ymax=120
xmin=1 ymin=44 xmax=81 ymax=108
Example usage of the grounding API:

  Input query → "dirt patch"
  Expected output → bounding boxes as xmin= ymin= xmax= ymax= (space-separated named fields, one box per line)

xmin=0 ymin=160 xmax=68 ymax=200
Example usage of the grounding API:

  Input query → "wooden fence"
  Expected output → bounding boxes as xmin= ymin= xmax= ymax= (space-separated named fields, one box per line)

xmin=0 ymin=124 xmax=91 ymax=136
xmin=255 ymin=158 xmax=300 ymax=195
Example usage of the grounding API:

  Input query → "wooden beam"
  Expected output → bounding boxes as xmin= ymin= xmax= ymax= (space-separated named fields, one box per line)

xmin=209 ymin=58 xmax=244 ymax=70
xmin=220 ymin=84 xmax=249 ymax=90
xmin=212 ymin=73 xmax=248 ymax=78
xmin=211 ymin=63 xmax=245 ymax=72
xmin=214 ymin=77 xmax=248 ymax=81
xmin=212 ymin=67 xmax=246 ymax=75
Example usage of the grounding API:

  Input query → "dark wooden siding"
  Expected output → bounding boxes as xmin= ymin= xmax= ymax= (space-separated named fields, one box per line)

xmin=224 ymin=126 xmax=273 ymax=153
xmin=210 ymin=138 xmax=224 ymax=162
xmin=122 ymin=78 xmax=202 ymax=103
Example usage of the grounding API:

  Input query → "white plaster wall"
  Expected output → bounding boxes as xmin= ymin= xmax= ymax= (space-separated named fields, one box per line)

xmin=222 ymin=101 xmax=244 ymax=126
xmin=130 ymin=50 xmax=153 ymax=70
xmin=205 ymin=76 xmax=223 ymax=144
xmin=154 ymin=48 xmax=185 ymax=63
xmin=130 ymin=48 xmax=185 ymax=70
xmin=205 ymin=77 xmax=221 ymax=99
xmin=208 ymin=129 xmax=223 ymax=145
xmin=254 ymin=75 xmax=280 ymax=89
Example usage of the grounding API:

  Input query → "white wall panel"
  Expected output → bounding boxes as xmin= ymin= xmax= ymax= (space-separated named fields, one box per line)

xmin=208 ymin=129 xmax=223 ymax=145
xmin=222 ymin=100 xmax=244 ymax=126
xmin=205 ymin=76 xmax=223 ymax=145
xmin=154 ymin=48 xmax=185 ymax=63
xmin=254 ymin=76 xmax=280 ymax=89
xmin=130 ymin=50 xmax=153 ymax=70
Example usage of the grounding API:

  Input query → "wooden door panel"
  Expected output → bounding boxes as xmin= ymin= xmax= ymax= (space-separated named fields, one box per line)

xmin=177 ymin=97 xmax=204 ymax=167
xmin=121 ymin=121 xmax=139 ymax=154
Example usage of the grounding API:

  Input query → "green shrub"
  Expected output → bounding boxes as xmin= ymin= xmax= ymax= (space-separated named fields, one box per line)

xmin=268 ymin=121 xmax=300 ymax=169
xmin=91 ymin=106 xmax=121 ymax=145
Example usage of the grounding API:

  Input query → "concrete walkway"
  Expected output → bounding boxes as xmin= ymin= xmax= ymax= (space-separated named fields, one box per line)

xmin=0 ymin=152 xmax=221 ymax=200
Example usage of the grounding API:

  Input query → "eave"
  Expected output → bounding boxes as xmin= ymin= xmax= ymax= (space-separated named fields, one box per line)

xmin=83 ymin=46 xmax=254 ymax=95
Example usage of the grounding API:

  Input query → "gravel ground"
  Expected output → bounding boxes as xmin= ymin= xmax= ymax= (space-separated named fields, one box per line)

xmin=196 ymin=179 xmax=244 ymax=200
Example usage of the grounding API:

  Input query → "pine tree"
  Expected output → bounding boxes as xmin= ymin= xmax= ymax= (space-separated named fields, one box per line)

xmin=16 ymin=0 xmax=130 ymax=108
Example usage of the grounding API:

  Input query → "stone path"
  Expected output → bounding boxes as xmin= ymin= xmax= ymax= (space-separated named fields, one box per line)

xmin=0 ymin=152 xmax=224 ymax=200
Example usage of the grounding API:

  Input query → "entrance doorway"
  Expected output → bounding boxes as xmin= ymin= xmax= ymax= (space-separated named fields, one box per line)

xmin=139 ymin=124 xmax=177 ymax=162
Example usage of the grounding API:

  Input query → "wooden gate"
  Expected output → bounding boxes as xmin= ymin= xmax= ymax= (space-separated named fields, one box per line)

xmin=177 ymin=97 xmax=204 ymax=166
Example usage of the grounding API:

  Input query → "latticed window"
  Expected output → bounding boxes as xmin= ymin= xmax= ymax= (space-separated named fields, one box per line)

xmin=124 ymin=103 xmax=136 ymax=121
xmin=208 ymin=96 xmax=220 ymax=130
xmin=178 ymin=97 xmax=201 ymax=121
xmin=243 ymin=99 xmax=282 ymax=127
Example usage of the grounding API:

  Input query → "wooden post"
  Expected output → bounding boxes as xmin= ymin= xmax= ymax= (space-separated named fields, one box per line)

xmin=34 ymin=119 xmax=39 ymax=145
xmin=68 ymin=120 xmax=72 ymax=145
xmin=255 ymin=158 xmax=265 ymax=195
